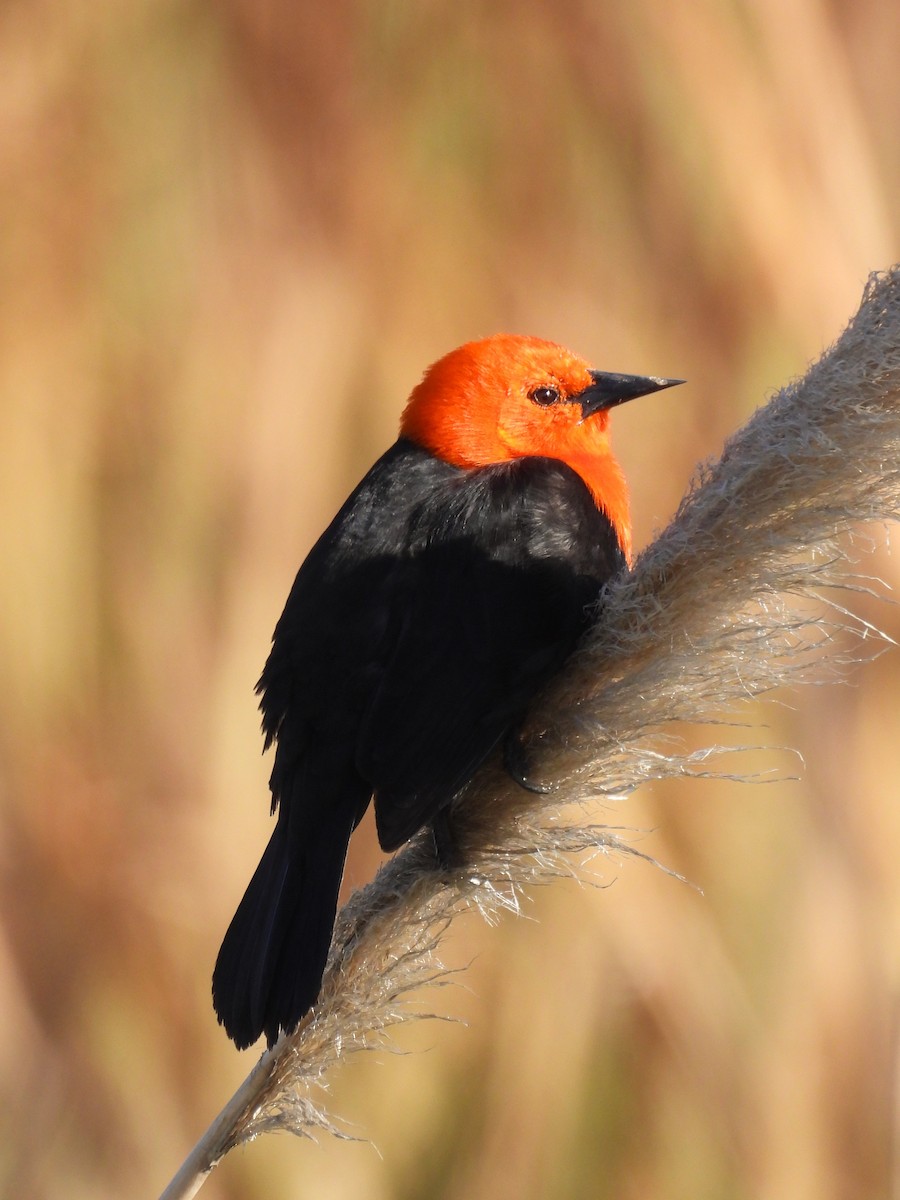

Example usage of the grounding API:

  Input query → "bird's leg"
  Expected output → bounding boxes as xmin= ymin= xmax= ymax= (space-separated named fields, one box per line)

xmin=431 ymin=806 xmax=462 ymax=870
xmin=504 ymin=730 xmax=553 ymax=794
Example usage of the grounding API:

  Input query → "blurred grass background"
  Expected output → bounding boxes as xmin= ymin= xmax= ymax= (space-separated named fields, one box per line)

xmin=2 ymin=1 xmax=900 ymax=1197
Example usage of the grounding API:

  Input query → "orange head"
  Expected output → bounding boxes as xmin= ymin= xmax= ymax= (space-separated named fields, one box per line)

xmin=400 ymin=333 xmax=682 ymax=564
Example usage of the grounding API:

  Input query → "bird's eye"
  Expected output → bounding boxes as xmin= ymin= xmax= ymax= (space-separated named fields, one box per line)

xmin=529 ymin=385 xmax=561 ymax=407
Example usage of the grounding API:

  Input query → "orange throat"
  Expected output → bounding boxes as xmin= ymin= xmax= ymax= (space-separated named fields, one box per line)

xmin=563 ymin=450 xmax=633 ymax=566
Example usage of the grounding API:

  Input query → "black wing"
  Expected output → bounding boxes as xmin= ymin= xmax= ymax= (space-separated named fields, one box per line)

xmin=356 ymin=453 xmax=626 ymax=851
xmin=216 ymin=441 xmax=465 ymax=1046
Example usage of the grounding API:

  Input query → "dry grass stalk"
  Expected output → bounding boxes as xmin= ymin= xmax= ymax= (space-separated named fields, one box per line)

xmin=159 ymin=267 xmax=900 ymax=1200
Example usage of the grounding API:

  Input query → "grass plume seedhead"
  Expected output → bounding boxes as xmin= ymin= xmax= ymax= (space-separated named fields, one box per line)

xmin=160 ymin=267 xmax=900 ymax=1200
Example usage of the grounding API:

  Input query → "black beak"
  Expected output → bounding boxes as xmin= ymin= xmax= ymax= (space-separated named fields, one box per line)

xmin=578 ymin=370 xmax=685 ymax=419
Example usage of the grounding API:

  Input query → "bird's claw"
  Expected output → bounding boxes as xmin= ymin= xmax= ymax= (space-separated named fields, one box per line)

xmin=504 ymin=734 xmax=553 ymax=794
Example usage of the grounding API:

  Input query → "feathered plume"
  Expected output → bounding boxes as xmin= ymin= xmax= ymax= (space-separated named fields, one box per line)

xmin=160 ymin=267 xmax=900 ymax=1200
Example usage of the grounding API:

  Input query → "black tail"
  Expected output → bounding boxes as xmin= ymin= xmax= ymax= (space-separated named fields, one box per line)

xmin=212 ymin=801 xmax=358 ymax=1048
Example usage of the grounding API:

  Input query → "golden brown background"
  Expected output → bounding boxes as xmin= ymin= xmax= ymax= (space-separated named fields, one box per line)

xmin=3 ymin=2 xmax=900 ymax=1197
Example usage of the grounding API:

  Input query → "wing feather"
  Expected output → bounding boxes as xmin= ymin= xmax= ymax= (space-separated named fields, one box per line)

xmin=357 ymin=455 xmax=625 ymax=850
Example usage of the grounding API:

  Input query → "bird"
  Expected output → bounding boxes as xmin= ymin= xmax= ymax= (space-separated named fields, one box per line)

xmin=212 ymin=333 xmax=682 ymax=1048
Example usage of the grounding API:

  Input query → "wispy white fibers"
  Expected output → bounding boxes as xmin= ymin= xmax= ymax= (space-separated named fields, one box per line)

xmin=160 ymin=268 xmax=900 ymax=1200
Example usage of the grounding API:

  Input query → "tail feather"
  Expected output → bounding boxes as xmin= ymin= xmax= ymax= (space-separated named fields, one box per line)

xmin=212 ymin=801 xmax=358 ymax=1048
